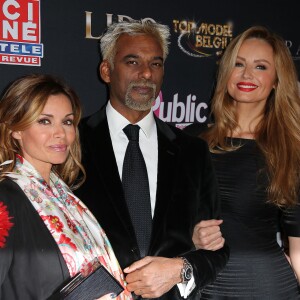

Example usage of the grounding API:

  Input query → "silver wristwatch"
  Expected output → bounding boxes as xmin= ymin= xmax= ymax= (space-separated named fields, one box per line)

xmin=180 ymin=257 xmax=193 ymax=283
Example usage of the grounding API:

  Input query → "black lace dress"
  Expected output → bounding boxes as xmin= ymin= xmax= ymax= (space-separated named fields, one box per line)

xmin=200 ymin=138 xmax=300 ymax=299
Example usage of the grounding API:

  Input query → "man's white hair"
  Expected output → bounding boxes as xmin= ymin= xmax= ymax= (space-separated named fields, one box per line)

xmin=100 ymin=19 xmax=170 ymax=67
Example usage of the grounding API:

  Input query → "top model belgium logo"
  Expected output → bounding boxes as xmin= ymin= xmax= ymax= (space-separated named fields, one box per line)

xmin=0 ymin=0 xmax=43 ymax=66
xmin=173 ymin=19 xmax=233 ymax=58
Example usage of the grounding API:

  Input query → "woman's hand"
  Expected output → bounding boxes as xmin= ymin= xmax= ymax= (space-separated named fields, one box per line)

xmin=192 ymin=219 xmax=225 ymax=250
xmin=96 ymin=293 xmax=117 ymax=300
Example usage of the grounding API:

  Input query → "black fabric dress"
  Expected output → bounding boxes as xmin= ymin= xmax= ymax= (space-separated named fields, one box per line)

xmin=200 ymin=138 xmax=300 ymax=299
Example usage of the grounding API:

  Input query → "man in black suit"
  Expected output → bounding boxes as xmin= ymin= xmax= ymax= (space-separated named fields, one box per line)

xmin=75 ymin=20 xmax=229 ymax=299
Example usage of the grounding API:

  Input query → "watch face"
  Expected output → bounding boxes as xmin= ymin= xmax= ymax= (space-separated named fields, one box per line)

xmin=185 ymin=267 xmax=192 ymax=280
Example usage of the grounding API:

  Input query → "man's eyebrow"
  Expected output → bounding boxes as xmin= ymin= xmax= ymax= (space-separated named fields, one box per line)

xmin=123 ymin=54 xmax=139 ymax=60
xmin=123 ymin=54 xmax=164 ymax=62
xmin=153 ymin=56 xmax=164 ymax=62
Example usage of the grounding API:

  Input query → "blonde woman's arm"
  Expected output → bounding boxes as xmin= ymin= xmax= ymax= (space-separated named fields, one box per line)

xmin=288 ymin=236 xmax=300 ymax=283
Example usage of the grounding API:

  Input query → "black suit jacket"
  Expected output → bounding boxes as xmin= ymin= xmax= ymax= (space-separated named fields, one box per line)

xmin=75 ymin=106 xmax=229 ymax=299
xmin=0 ymin=179 xmax=70 ymax=300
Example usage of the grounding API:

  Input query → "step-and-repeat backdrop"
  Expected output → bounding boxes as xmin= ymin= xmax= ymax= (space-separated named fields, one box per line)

xmin=1 ymin=0 xmax=299 ymax=128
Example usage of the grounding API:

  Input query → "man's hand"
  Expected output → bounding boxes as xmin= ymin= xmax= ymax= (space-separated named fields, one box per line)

xmin=123 ymin=256 xmax=182 ymax=298
xmin=193 ymin=219 xmax=225 ymax=251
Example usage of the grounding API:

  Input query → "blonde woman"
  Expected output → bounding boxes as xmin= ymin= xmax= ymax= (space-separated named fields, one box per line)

xmin=193 ymin=26 xmax=300 ymax=299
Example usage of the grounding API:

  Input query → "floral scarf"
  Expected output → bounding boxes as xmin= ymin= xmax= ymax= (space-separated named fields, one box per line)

xmin=6 ymin=155 xmax=132 ymax=300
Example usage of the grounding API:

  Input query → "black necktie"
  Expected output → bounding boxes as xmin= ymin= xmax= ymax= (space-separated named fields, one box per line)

xmin=122 ymin=124 xmax=152 ymax=258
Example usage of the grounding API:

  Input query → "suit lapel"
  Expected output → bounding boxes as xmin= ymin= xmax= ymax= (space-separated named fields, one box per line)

xmin=85 ymin=109 xmax=135 ymax=236
xmin=150 ymin=118 xmax=179 ymax=253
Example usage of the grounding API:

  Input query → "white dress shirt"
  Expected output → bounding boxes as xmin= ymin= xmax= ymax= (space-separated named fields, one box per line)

xmin=106 ymin=101 xmax=195 ymax=298
xmin=106 ymin=101 xmax=158 ymax=217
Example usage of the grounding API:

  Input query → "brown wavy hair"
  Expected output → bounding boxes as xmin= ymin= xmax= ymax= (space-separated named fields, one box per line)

xmin=0 ymin=74 xmax=85 ymax=188
xmin=202 ymin=26 xmax=300 ymax=207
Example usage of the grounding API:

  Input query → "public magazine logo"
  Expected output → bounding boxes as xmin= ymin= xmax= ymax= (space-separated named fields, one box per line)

xmin=0 ymin=0 xmax=43 ymax=66
xmin=153 ymin=91 xmax=208 ymax=129
xmin=173 ymin=19 xmax=233 ymax=58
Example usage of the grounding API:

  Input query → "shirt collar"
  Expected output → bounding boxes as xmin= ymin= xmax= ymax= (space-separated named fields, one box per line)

xmin=106 ymin=100 xmax=156 ymax=139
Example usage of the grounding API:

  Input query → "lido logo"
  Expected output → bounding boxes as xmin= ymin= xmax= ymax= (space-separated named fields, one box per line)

xmin=0 ymin=0 xmax=43 ymax=66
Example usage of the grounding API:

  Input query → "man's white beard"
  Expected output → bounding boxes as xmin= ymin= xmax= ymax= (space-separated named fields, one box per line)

xmin=125 ymin=81 xmax=157 ymax=111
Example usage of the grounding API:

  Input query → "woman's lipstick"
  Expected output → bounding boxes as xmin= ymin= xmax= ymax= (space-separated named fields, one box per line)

xmin=237 ymin=82 xmax=258 ymax=92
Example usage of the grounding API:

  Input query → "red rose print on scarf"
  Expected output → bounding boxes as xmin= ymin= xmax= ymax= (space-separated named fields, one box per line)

xmin=41 ymin=215 xmax=64 ymax=232
xmin=58 ymin=233 xmax=77 ymax=251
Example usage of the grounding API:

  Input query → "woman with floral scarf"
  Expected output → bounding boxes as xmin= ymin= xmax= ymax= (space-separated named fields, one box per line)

xmin=0 ymin=74 xmax=133 ymax=300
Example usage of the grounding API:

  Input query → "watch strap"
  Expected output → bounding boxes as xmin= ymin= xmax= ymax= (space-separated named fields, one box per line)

xmin=179 ymin=257 xmax=193 ymax=283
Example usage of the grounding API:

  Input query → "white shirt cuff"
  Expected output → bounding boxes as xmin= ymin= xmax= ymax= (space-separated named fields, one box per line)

xmin=177 ymin=275 xmax=196 ymax=298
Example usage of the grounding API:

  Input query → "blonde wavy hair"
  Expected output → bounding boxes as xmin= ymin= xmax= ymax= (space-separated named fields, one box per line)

xmin=0 ymin=74 xmax=85 ymax=189
xmin=203 ymin=26 xmax=300 ymax=207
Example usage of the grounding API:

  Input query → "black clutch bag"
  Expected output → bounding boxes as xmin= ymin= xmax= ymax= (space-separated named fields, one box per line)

xmin=49 ymin=259 xmax=124 ymax=300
